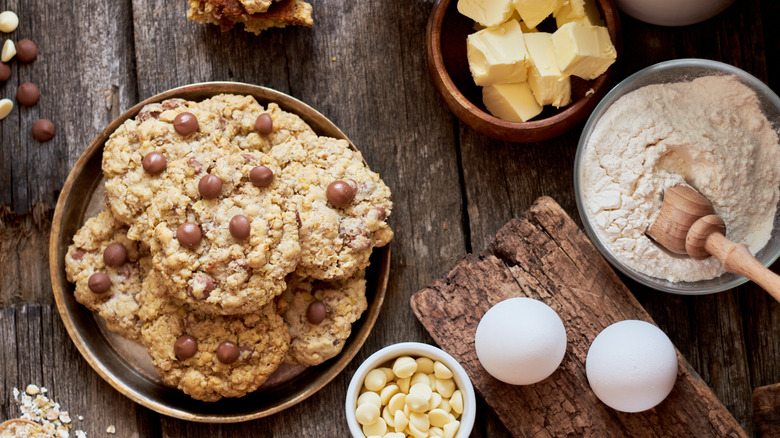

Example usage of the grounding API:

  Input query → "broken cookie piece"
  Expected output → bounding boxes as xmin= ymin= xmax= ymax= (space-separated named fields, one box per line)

xmin=187 ymin=0 xmax=313 ymax=35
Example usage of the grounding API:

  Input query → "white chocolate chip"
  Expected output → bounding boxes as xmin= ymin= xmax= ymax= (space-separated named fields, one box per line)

xmin=362 ymin=417 xmax=387 ymax=437
xmin=443 ymin=420 xmax=460 ymax=438
xmin=429 ymin=426 xmax=444 ymax=437
xmin=385 ymin=433 xmax=406 ymax=438
xmin=393 ymin=410 xmax=408 ymax=433
xmin=434 ymin=361 xmax=453 ymax=379
xmin=382 ymin=406 xmax=395 ymax=427
xmin=0 ymin=11 xmax=18 ymax=33
xmin=408 ymin=382 xmax=432 ymax=401
xmin=397 ymin=377 xmax=411 ymax=394
xmin=410 ymin=372 xmax=429 ymax=387
xmin=378 ymin=367 xmax=395 ymax=382
xmin=357 ymin=391 xmax=381 ymax=407
xmin=436 ymin=378 xmax=456 ymax=398
xmin=429 ymin=392 xmax=442 ymax=410
xmin=449 ymin=390 xmax=463 ymax=415
xmin=379 ymin=384 xmax=399 ymax=405
xmin=387 ymin=393 xmax=406 ymax=415
xmin=438 ymin=399 xmax=451 ymax=413
xmin=356 ymin=403 xmax=380 ymax=426
xmin=415 ymin=357 xmax=435 ymax=374
xmin=364 ymin=369 xmax=388 ymax=392
xmin=429 ymin=409 xmax=450 ymax=428
xmin=409 ymin=412 xmax=430 ymax=433
xmin=405 ymin=392 xmax=429 ymax=413
xmin=1 ymin=39 xmax=15 ymax=62
xmin=392 ymin=356 xmax=417 ymax=379
xmin=408 ymin=422 xmax=428 ymax=438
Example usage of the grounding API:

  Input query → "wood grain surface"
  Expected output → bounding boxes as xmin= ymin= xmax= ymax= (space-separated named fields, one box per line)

xmin=0 ymin=0 xmax=778 ymax=436
xmin=411 ymin=197 xmax=747 ymax=437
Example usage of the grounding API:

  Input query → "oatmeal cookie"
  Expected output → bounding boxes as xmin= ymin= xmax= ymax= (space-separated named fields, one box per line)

xmin=145 ymin=152 xmax=300 ymax=314
xmin=103 ymin=94 xmax=315 ymax=230
xmin=64 ymin=211 xmax=150 ymax=342
xmin=139 ymin=271 xmax=290 ymax=402
xmin=281 ymin=271 xmax=368 ymax=366
xmin=271 ymin=136 xmax=393 ymax=280
xmin=187 ymin=0 xmax=313 ymax=35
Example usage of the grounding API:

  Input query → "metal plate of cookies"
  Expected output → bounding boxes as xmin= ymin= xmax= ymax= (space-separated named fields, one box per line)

xmin=49 ymin=82 xmax=391 ymax=422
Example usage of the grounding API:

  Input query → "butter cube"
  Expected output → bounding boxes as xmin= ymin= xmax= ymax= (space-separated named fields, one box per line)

xmin=458 ymin=0 xmax=515 ymax=27
xmin=510 ymin=11 xmax=538 ymax=32
xmin=467 ymin=19 xmax=529 ymax=86
xmin=551 ymin=22 xmax=616 ymax=80
xmin=483 ymin=82 xmax=543 ymax=122
xmin=512 ymin=0 xmax=563 ymax=28
xmin=554 ymin=0 xmax=603 ymax=26
xmin=524 ymin=32 xmax=571 ymax=108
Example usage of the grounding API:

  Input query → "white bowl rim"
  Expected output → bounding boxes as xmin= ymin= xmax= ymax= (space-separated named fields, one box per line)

xmin=574 ymin=58 xmax=780 ymax=294
xmin=345 ymin=342 xmax=477 ymax=438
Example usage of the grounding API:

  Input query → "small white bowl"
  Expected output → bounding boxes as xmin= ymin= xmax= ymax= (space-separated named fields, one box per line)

xmin=345 ymin=342 xmax=476 ymax=438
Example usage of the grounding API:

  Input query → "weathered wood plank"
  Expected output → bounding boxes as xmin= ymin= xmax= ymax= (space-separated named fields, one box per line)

xmin=411 ymin=197 xmax=747 ymax=437
xmin=0 ymin=0 xmax=137 ymax=214
xmin=0 ymin=305 xmax=156 ymax=437
xmin=754 ymin=382 xmax=780 ymax=437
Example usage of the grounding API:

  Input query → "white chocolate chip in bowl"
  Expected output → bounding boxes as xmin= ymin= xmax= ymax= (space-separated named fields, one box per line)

xmin=345 ymin=342 xmax=475 ymax=438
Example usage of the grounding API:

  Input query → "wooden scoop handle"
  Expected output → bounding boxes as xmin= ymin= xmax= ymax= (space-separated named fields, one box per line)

xmin=692 ymin=218 xmax=780 ymax=303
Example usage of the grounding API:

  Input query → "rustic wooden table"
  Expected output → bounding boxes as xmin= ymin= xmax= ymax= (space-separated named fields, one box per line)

xmin=1 ymin=0 xmax=778 ymax=436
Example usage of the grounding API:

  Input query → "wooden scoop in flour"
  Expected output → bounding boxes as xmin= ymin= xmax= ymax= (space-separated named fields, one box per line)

xmin=646 ymin=184 xmax=780 ymax=302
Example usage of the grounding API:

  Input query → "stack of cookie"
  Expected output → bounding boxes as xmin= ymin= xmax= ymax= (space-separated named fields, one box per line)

xmin=187 ymin=0 xmax=313 ymax=35
xmin=64 ymin=94 xmax=393 ymax=402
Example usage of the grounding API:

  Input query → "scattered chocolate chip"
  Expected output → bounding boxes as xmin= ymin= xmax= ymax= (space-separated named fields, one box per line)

xmin=174 ymin=335 xmax=198 ymax=359
xmin=326 ymin=180 xmax=356 ymax=207
xmin=306 ymin=301 xmax=327 ymax=325
xmin=0 ymin=63 xmax=9 ymax=82
xmin=162 ymin=98 xmax=186 ymax=111
xmin=255 ymin=113 xmax=273 ymax=135
xmin=173 ymin=112 xmax=199 ymax=136
xmin=71 ymin=248 xmax=86 ymax=261
xmin=295 ymin=210 xmax=302 ymax=229
xmin=216 ymin=341 xmax=240 ymax=364
xmin=249 ymin=165 xmax=273 ymax=187
xmin=176 ymin=222 xmax=202 ymax=248
xmin=15 ymin=39 xmax=37 ymax=63
xmin=88 ymin=272 xmax=111 ymax=294
xmin=142 ymin=151 xmax=167 ymax=174
xmin=137 ymin=104 xmax=162 ymax=123
xmin=103 ymin=242 xmax=127 ymax=267
xmin=229 ymin=215 xmax=251 ymax=240
xmin=198 ymin=174 xmax=223 ymax=199
xmin=16 ymin=82 xmax=39 ymax=106
xmin=31 ymin=119 xmax=55 ymax=141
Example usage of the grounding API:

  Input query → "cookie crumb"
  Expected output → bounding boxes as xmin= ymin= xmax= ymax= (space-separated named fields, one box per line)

xmin=106 ymin=425 xmax=115 ymax=434
xmin=10 ymin=384 xmax=88 ymax=437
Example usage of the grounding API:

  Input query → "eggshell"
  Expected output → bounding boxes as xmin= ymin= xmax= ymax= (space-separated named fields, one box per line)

xmin=474 ymin=297 xmax=567 ymax=385
xmin=586 ymin=320 xmax=678 ymax=413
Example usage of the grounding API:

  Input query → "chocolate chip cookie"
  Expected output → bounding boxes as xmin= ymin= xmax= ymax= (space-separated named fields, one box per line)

xmin=64 ymin=211 xmax=150 ymax=342
xmin=103 ymin=94 xmax=315 ymax=230
xmin=271 ymin=136 xmax=393 ymax=280
xmin=144 ymin=152 xmax=301 ymax=315
xmin=281 ymin=271 xmax=367 ymax=366
xmin=139 ymin=270 xmax=290 ymax=402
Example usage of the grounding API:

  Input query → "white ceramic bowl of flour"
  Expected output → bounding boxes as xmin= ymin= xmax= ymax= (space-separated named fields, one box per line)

xmin=574 ymin=59 xmax=780 ymax=294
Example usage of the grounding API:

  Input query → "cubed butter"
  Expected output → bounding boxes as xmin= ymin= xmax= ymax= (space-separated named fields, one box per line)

xmin=524 ymin=32 xmax=571 ymax=108
xmin=551 ymin=22 xmax=616 ymax=80
xmin=483 ymin=82 xmax=543 ymax=122
xmin=509 ymin=11 xmax=538 ymax=32
xmin=554 ymin=0 xmax=603 ymax=26
xmin=457 ymin=0 xmax=515 ymax=27
xmin=512 ymin=0 xmax=563 ymax=28
xmin=467 ymin=19 xmax=528 ymax=86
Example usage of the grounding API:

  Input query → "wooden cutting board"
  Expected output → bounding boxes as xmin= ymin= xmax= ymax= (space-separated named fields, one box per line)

xmin=410 ymin=197 xmax=747 ymax=437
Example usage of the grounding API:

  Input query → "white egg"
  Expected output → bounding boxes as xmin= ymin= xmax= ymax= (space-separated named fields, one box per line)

xmin=586 ymin=320 xmax=678 ymax=413
xmin=474 ymin=297 xmax=567 ymax=385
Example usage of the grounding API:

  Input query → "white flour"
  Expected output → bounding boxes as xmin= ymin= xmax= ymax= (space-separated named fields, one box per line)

xmin=581 ymin=75 xmax=780 ymax=282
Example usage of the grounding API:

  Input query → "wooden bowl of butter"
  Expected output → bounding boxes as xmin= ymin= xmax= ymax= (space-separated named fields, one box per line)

xmin=426 ymin=0 xmax=621 ymax=142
